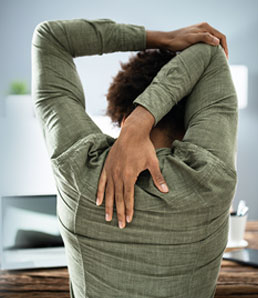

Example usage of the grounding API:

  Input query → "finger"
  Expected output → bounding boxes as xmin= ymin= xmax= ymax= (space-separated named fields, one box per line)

xmin=206 ymin=24 xmax=228 ymax=58
xmin=200 ymin=22 xmax=228 ymax=58
xmin=123 ymin=175 xmax=136 ymax=223
xmin=195 ymin=31 xmax=221 ymax=47
xmin=105 ymin=178 xmax=114 ymax=222
xmin=148 ymin=159 xmax=169 ymax=193
xmin=114 ymin=178 xmax=126 ymax=229
xmin=96 ymin=169 xmax=107 ymax=206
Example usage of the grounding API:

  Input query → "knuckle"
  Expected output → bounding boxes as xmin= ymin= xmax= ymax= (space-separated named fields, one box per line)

xmin=123 ymin=168 xmax=134 ymax=179
xmin=124 ymin=204 xmax=131 ymax=212
xmin=199 ymin=21 xmax=208 ymax=28
xmin=124 ymin=191 xmax=134 ymax=205
xmin=97 ymin=176 xmax=105 ymax=188
xmin=156 ymin=176 xmax=165 ymax=184
xmin=125 ymin=206 xmax=133 ymax=215
xmin=151 ymin=162 xmax=159 ymax=171
xmin=105 ymin=195 xmax=114 ymax=206
xmin=124 ymin=198 xmax=133 ymax=209
xmin=115 ymin=194 xmax=123 ymax=202
xmin=123 ymin=175 xmax=137 ymax=186
xmin=105 ymin=185 xmax=113 ymax=197
xmin=97 ymin=184 xmax=104 ymax=194
xmin=105 ymin=206 xmax=112 ymax=214
xmin=105 ymin=196 xmax=113 ymax=205
xmin=203 ymin=32 xmax=212 ymax=41
xmin=116 ymin=210 xmax=124 ymax=218
xmin=112 ymin=169 xmax=120 ymax=179
xmin=97 ymin=188 xmax=103 ymax=195
xmin=124 ymin=188 xmax=133 ymax=198
xmin=149 ymin=157 xmax=159 ymax=167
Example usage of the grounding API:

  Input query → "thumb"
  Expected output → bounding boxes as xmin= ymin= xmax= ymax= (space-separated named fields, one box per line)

xmin=149 ymin=161 xmax=169 ymax=193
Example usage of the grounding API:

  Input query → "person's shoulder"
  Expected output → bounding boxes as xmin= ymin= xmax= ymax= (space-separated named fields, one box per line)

xmin=170 ymin=140 xmax=236 ymax=186
xmin=168 ymin=140 xmax=237 ymax=207
xmin=170 ymin=139 xmax=217 ymax=173
xmin=171 ymin=140 xmax=236 ymax=175
xmin=51 ymin=133 xmax=115 ymax=197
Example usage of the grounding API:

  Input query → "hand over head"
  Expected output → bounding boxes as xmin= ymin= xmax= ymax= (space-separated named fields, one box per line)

xmin=147 ymin=22 xmax=228 ymax=59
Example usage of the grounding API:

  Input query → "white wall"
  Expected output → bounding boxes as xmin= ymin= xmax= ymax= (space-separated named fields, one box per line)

xmin=0 ymin=97 xmax=56 ymax=196
xmin=0 ymin=95 xmax=120 ymax=196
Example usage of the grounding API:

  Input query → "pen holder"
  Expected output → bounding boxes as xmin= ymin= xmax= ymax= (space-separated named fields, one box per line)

xmin=227 ymin=212 xmax=248 ymax=248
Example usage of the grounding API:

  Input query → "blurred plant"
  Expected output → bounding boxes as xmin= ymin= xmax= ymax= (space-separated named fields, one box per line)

xmin=9 ymin=80 xmax=28 ymax=95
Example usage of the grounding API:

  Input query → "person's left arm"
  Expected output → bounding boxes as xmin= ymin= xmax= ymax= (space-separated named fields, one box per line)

xmin=96 ymin=22 xmax=229 ymax=229
xmin=31 ymin=18 xmax=146 ymax=160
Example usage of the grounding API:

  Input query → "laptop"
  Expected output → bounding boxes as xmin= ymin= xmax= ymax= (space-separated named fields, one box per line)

xmin=0 ymin=194 xmax=67 ymax=270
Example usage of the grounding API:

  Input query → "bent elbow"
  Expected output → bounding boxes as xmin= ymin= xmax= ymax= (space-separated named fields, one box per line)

xmin=32 ymin=20 xmax=51 ymax=48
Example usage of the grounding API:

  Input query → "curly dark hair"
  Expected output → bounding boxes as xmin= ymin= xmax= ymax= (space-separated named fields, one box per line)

xmin=105 ymin=49 xmax=187 ymax=135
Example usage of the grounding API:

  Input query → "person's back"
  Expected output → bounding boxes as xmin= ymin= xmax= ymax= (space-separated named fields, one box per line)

xmin=32 ymin=18 xmax=237 ymax=298
xmin=56 ymin=140 xmax=236 ymax=298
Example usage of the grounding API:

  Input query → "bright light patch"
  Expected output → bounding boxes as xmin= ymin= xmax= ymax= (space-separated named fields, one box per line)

xmin=230 ymin=65 xmax=248 ymax=109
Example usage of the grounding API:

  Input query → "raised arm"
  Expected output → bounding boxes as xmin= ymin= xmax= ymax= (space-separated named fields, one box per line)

xmin=97 ymin=43 xmax=237 ymax=230
xmin=31 ymin=18 xmax=233 ymax=231
xmin=31 ymin=18 xmax=146 ymax=160
xmin=32 ymin=19 xmax=228 ymax=162
xmin=132 ymin=42 xmax=238 ymax=170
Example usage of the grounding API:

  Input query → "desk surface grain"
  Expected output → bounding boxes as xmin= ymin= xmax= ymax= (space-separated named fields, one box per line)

xmin=0 ymin=221 xmax=258 ymax=298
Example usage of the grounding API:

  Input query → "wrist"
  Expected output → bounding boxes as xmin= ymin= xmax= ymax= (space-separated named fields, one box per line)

xmin=123 ymin=105 xmax=155 ymax=135
xmin=146 ymin=30 xmax=168 ymax=50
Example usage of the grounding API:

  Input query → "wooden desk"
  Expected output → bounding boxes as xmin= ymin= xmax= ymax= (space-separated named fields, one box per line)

xmin=0 ymin=221 xmax=258 ymax=298
xmin=216 ymin=221 xmax=258 ymax=297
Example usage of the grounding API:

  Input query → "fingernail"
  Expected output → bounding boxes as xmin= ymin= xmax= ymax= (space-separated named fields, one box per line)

xmin=106 ymin=213 xmax=110 ymax=221
xmin=126 ymin=215 xmax=131 ymax=223
xmin=161 ymin=183 xmax=169 ymax=192
xmin=119 ymin=221 xmax=124 ymax=229
xmin=96 ymin=198 xmax=100 ymax=205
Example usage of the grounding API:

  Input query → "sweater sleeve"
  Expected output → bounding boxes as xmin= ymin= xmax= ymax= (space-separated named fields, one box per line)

xmin=31 ymin=18 xmax=146 ymax=160
xmin=133 ymin=43 xmax=238 ymax=171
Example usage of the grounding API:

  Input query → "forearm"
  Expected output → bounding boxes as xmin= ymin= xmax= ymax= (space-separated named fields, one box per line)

xmin=33 ymin=18 xmax=146 ymax=58
xmin=131 ymin=43 xmax=216 ymax=127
